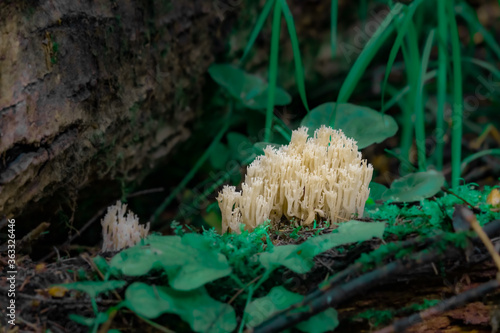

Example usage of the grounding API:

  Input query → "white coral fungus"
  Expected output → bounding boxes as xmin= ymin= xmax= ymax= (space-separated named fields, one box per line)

xmin=101 ymin=201 xmax=150 ymax=252
xmin=217 ymin=126 xmax=373 ymax=233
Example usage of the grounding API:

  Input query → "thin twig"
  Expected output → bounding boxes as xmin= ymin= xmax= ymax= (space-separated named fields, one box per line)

xmin=81 ymin=253 xmax=122 ymax=301
xmin=441 ymin=187 xmax=477 ymax=210
xmin=374 ymin=279 xmax=500 ymax=333
xmin=126 ymin=187 xmax=164 ymax=199
xmin=135 ymin=313 xmax=176 ymax=333
xmin=228 ymin=275 xmax=263 ymax=306
xmin=457 ymin=206 xmax=500 ymax=274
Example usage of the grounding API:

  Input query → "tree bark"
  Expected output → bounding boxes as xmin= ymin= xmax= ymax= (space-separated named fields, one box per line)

xmin=0 ymin=0 xmax=234 ymax=221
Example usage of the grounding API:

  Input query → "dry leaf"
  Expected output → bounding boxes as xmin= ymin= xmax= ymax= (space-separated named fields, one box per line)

xmin=48 ymin=286 xmax=68 ymax=298
xmin=487 ymin=188 xmax=500 ymax=207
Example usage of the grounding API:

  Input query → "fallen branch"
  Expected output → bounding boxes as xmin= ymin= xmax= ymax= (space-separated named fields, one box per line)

xmin=249 ymin=219 xmax=500 ymax=333
xmin=374 ymin=279 xmax=500 ymax=333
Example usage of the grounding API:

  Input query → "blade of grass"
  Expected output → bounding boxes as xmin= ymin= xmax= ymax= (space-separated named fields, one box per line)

xmin=436 ymin=0 xmax=448 ymax=171
xmin=278 ymin=0 xmax=310 ymax=112
xmin=332 ymin=3 xmax=403 ymax=127
xmin=462 ymin=57 xmax=500 ymax=80
xmin=399 ymin=20 xmax=420 ymax=174
xmin=337 ymin=3 xmax=403 ymax=104
xmin=456 ymin=2 xmax=500 ymax=60
xmin=331 ymin=0 xmax=338 ymax=57
xmin=273 ymin=124 xmax=292 ymax=142
xmin=359 ymin=0 xmax=367 ymax=29
xmin=447 ymin=0 xmax=464 ymax=189
xmin=461 ymin=149 xmax=500 ymax=173
xmin=381 ymin=0 xmax=424 ymax=113
xmin=382 ymin=70 xmax=437 ymax=112
xmin=414 ymin=29 xmax=435 ymax=171
xmin=240 ymin=0 xmax=276 ymax=64
xmin=151 ymin=106 xmax=233 ymax=224
xmin=384 ymin=149 xmax=418 ymax=173
xmin=265 ymin=0 xmax=282 ymax=142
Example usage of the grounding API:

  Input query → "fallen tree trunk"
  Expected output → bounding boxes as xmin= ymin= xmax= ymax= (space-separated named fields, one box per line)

xmin=0 ymin=0 xmax=235 ymax=222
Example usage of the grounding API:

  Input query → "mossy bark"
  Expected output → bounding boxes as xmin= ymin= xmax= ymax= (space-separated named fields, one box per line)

xmin=0 ymin=1 xmax=234 ymax=222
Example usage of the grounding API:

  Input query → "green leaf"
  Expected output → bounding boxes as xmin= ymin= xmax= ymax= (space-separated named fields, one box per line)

xmin=227 ymin=132 xmax=255 ymax=163
xmin=259 ymin=220 xmax=385 ymax=273
xmin=245 ymin=286 xmax=338 ymax=332
xmin=369 ymin=182 xmax=389 ymax=201
xmin=209 ymin=142 xmax=230 ymax=170
xmin=125 ymin=283 xmax=237 ymax=333
xmin=92 ymin=255 xmax=111 ymax=276
xmin=383 ymin=170 xmax=445 ymax=202
xmin=300 ymin=102 xmax=398 ymax=148
xmin=208 ymin=64 xmax=291 ymax=109
xmin=109 ymin=234 xmax=232 ymax=290
xmin=58 ymin=280 xmax=127 ymax=299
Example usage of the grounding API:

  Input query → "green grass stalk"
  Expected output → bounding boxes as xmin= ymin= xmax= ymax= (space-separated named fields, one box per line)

xmin=240 ymin=0 xmax=276 ymax=64
xmin=414 ymin=29 xmax=435 ymax=171
xmin=151 ymin=106 xmax=232 ymax=224
xmin=447 ymin=0 xmax=464 ymax=189
xmin=265 ymin=0 xmax=282 ymax=143
xmin=279 ymin=0 xmax=310 ymax=112
xmin=436 ymin=0 xmax=448 ymax=171
xmin=331 ymin=0 xmax=338 ymax=57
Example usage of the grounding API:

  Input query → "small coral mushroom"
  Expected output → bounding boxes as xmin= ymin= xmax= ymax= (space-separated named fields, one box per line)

xmin=101 ymin=201 xmax=150 ymax=252
xmin=217 ymin=126 xmax=373 ymax=233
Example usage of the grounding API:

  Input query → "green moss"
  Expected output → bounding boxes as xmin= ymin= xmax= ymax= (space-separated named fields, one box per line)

xmin=352 ymin=299 xmax=440 ymax=328
xmin=366 ymin=184 xmax=500 ymax=238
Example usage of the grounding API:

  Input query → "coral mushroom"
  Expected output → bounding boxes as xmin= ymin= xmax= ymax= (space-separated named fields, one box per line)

xmin=101 ymin=201 xmax=150 ymax=252
xmin=217 ymin=126 xmax=373 ymax=233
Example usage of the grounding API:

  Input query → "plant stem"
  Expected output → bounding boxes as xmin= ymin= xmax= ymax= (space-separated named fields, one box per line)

xmin=330 ymin=0 xmax=338 ymax=57
xmin=151 ymin=105 xmax=232 ymax=224
xmin=415 ymin=29 xmax=435 ymax=171
xmin=447 ymin=0 xmax=464 ymax=189
xmin=436 ymin=0 xmax=448 ymax=171
xmin=460 ymin=149 xmax=500 ymax=173
xmin=265 ymin=0 xmax=282 ymax=142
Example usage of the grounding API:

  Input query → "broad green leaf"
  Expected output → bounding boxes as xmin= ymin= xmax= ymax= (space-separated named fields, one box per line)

xmin=245 ymin=286 xmax=338 ymax=332
xmin=208 ymin=64 xmax=291 ymax=109
xmin=300 ymin=103 xmax=398 ymax=148
xmin=209 ymin=142 xmax=230 ymax=170
xmin=125 ymin=282 xmax=237 ymax=333
xmin=259 ymin=220 xmax=385 ymax=273
xmin=369 ymin=182 xmax=389 ymax=201
xmin=92 ymin=255 xmax=111 ymax=276
xmin=227 ymin=132 xmax=255 ymax=163
xmin=109 ymin=234 xmax=232 ymax=290
xmin=383 ymin=170 xmax=445 ymax=202
xmin=58 ymin=280 xmax=127 ymax=299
